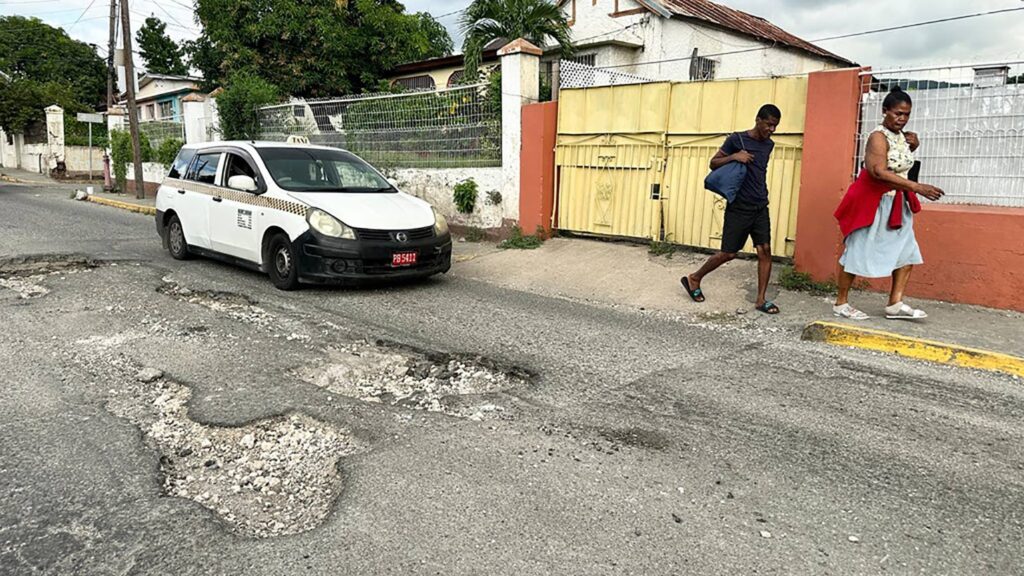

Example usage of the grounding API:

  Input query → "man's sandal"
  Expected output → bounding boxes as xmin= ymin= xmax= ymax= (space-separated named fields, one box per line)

xmin=755 ymin=301 xmax=780 ymax=314
xmin=681 ymin=276 xmax=705 ymax=303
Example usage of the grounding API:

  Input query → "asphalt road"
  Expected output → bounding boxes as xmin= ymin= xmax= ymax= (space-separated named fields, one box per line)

xmin=1 ymin=182 xmax=1022 ymax=575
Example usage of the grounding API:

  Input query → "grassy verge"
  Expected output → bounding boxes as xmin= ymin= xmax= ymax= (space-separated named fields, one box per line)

xmin=778 ymin=266 xmax=837 ymax=296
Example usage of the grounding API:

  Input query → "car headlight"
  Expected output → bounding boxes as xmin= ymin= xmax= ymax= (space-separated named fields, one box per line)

xmin=433 ymin=208 xmax=449 ymax=235
xmin=308 ymin=209 xmax=355 ymax=240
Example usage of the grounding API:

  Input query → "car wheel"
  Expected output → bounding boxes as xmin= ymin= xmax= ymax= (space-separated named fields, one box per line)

xmin=167 ymin=215 xmax=191 ymax=260
xmin=267 ymin=234 xmax=300 ymax=290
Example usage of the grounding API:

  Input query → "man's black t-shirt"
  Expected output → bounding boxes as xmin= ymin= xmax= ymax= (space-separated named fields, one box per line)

xmin=721 ymin=131 xmax=774 ymax=207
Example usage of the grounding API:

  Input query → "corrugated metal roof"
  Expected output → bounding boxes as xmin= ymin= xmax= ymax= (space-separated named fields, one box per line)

xmin=658 ymin=0 xmax=854 ymax=65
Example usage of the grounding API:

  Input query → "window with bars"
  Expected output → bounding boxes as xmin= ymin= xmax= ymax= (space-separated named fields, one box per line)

xmin=567 ymin=53 xmax=596 ymax=67
xmin=447 ymin=70 xmax=465 ymax=87
xmin=690 ymin=56 xmax=717 ymax=81
xmin=393 ymin=75 xmax=436 ymax=91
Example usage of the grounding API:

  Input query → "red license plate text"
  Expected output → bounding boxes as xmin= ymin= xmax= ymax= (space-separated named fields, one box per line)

xmin=392 ymin=252 xmax=417 ymax=266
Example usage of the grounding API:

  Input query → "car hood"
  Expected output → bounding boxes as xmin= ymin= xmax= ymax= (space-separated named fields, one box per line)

xmin=286 ymin=191 xmax=435 ymax=230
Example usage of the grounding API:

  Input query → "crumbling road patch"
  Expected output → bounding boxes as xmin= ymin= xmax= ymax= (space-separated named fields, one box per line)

xmin=102 ymin=358 xmax=359 ymax=539
xmin=297 ymin=341 xmax=528 ymax=420
xmin=157 ymin=278 xmax=272 ymax=326
xmin=0 ymin=255 xmax=102 ymax=299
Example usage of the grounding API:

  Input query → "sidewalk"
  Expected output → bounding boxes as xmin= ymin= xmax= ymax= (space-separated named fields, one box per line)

xmin=454 ymin=236 xmax=1024 ymax=374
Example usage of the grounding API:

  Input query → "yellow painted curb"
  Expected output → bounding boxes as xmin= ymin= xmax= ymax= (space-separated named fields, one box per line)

xmin=86 ymin=195 xmax=157 ymax=216
xmin=802 ymin=321 xmax=1024 ymax=378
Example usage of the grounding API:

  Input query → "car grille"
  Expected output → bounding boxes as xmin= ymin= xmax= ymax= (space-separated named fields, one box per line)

xmin=355 ymin=226 xmax=435 ymax=242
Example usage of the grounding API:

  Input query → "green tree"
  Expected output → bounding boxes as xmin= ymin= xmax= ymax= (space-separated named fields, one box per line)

xmin=417 ymin=12 xmax=454 ymax=59
xmin=215 ymin=73 xmax=281 ymax=140
xmin=137 ymin=16 xmax=188 ymax=76
xmin=0 ymin=16 xmax=106 ymax=131
xmin=460 ymin=0 xmax=573 ymax=79
xmin=191 ymin=0 xmax=453 ymax=96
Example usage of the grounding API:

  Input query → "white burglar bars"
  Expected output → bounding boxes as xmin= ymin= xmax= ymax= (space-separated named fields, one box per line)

xmin=257 ymin=83 xmax=501 ymax=169
xmin=856 ymin=61 xmax=1024 ymax=208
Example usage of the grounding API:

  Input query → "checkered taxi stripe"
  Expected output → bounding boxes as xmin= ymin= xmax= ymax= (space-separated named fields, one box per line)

xmin=166 ymin=178 xmax=309 ymax=217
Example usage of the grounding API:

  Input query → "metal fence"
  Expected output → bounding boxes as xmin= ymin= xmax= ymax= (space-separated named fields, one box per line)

xmin=138 ymin=119 xmax=186 ymax=150
xmin=258 ymin=82 xmax=501 ymax=169
xmin=558 ymin=59 xmax=653 ymax=90
xmin=857 ymin=61 xmax=1024 ymax=207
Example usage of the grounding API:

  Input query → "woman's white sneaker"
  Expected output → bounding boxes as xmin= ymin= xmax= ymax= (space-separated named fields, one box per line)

xmin=885 ymin=302 xmax=927 ymax=320
xmin=833 ymin=303 xmax=870 ymax=320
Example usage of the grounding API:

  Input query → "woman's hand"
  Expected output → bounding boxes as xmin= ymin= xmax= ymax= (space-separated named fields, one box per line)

xmin=905 ymin=131 xmax=920 ymax=152
xmin=914 ymin=183 xmax=944 ymax=201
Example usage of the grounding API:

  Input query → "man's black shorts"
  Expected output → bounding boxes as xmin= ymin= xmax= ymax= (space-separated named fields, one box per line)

xmin=721 ymin=201 xmax=771 ymax=253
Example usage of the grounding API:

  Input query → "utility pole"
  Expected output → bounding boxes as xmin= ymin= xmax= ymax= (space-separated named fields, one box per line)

xmin=119 ymin=0 xmax=146 ymax=200
xmin=103 ymin=0 xmax=117 ymax=191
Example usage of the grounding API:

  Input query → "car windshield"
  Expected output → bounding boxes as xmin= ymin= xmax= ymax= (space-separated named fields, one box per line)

xmin=257 ymin=147 xmax=394 ymax=193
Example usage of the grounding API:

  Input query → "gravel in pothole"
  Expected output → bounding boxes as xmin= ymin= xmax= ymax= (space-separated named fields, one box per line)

xmin=0 ymin=255 xmax=102 ymax=299
xmin=297 ymin=341 xmax=525 ymax=420
xmin=102 ymin=358 xmax=358 ymax=538
xmin=157 ymin=278 xmax=272 ymax=326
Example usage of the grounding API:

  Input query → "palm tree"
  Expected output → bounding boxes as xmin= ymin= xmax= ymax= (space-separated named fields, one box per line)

xmin=460 ymin=0 xmax=573 ymax=80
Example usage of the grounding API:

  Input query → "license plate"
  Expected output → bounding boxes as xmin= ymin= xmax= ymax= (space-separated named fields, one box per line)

xmin=392 ymin=252 xmax=417 ymax=267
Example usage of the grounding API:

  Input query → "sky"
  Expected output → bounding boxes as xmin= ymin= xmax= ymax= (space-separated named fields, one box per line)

xmin=2 ymin=0 xmax=1023 ymax=73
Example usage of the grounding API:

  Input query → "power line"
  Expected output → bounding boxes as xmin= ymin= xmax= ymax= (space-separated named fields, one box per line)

xmin=592 ymin=6 xmax=1024 ymax=71
xmin=67 ymin=0 xmax=100 ymax=30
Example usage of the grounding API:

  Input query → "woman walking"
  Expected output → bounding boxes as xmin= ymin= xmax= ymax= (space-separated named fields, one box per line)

xmin=832 ymin=87 xmax=944 ymax=320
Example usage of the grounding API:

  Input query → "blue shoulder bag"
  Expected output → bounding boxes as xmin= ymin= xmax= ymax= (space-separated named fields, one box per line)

xmin=703 ymin=132 xmax=747 ymax=204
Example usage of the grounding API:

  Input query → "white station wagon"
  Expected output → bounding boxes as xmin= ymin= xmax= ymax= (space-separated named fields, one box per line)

xmin=155 ymin=141 xmax=452 ymax=290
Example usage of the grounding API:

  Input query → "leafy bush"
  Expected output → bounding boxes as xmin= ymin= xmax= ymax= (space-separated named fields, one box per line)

xmin=110 ymin=130 xmax=153 ymax=192
xmin=453 ymin=178 xmax=478 ymax=214
xmin=155 ymin=138 xmax=184 ymax=166
xmin=215 ymin=73 xmax=280 ymax=140
xmin=64 ymin=115 xmax=108 ymax=147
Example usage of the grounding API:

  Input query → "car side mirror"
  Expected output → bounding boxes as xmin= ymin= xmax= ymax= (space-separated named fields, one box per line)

xmin=386 ymin=177 xmax=399 ymax=189
xmin=228 ymin=175 xmax=258 ymax=192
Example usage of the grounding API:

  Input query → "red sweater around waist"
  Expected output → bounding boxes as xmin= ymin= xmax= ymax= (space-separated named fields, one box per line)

xmin=834 ymin=169 xmax=921 ymax=239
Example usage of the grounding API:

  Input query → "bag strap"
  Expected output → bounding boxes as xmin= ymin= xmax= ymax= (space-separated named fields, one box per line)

xmin=737 ymin=131 xmax=746 ymax=151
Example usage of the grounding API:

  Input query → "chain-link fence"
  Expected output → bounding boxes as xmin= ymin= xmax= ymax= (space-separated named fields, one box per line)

xmin=258 ymin=82 xmax=501 ymax=169
xmin=857 ymin=61 xmax=1024 ymax=207
xmin=138 ymin=119 xmax=185 ymax=150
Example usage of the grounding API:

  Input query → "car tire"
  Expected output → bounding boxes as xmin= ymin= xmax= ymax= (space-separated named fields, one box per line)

xmin=167 ymin=215 xmax=192 ymax=260
xmin=267 ymin=234 xmax=300 ymax=291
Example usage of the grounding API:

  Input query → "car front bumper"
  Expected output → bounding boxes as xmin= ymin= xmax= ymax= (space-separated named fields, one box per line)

xmin=293 ymin=230 xmax=452 ymax=283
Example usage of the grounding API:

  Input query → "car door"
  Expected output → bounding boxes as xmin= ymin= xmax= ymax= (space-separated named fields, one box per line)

xmin=176 ymin=150 xmax=217 ymax=250
xmin=209 ymin=151 xmax=263 ymax=262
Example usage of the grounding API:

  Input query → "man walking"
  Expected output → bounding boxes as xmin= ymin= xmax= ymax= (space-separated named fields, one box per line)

xmin=680 ymin=104 xmax=782 ymax=314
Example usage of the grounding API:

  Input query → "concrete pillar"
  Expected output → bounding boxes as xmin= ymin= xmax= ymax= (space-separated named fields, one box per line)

xmin=45 ymin=105 xmax=65 ymax=171
xmin=107 ymin=106 xmax=127 ymax=139
xmin=182 ymin=95 xmax=208 ymax=144
xmin=499 ymin=38 xmax=542 ymax=225
xmin=793 ymin=67 xmax=870 ymax=283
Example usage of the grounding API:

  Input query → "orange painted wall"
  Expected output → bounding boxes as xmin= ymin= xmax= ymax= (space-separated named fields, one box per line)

xmin=793 ymin=68 xmax=865 ymax=282
xmin=519 ymin=101 xmax=558 ymax=235
xmin=795 ymin=68 xmax=1024 ymax=311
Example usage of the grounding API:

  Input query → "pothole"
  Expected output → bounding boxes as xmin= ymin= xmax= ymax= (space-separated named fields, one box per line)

xmin=158 ymin=279 xmax=272 ymax=326
xmin=297 ymin=341 xmax=528 ymax=420
xmin=0 ymin=255 xmax=103 ymax=299
xmin=100 ymin=358 xmax=358 ymax=539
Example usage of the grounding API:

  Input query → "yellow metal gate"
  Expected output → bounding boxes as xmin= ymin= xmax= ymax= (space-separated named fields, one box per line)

xmin=555 ymin=77 xmax=807 ymax=256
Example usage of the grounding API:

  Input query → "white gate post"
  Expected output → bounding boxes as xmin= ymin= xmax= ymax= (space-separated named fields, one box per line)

xmin=499 ymin=38 xmax=541 ymax=226
xmin=45 ymin=105 xmax=65 ymax=173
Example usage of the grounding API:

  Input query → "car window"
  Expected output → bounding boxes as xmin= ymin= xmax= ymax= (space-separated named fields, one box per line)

xmin=190 ymin=152 xmax=221 ymax=185
xmin=224 ymin=153 xmax=258 ymax=191
xmin=167 ymin=148 xmax=196 ymax=179
xmin=256 ymin=147 xmax=393 ymax=193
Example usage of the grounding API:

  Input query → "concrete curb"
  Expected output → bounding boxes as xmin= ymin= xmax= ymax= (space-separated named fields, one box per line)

xmin=86 ymin=195 xmax=157 ymax=216
xmin=802 ymin=321 xmax=1024 ymax=378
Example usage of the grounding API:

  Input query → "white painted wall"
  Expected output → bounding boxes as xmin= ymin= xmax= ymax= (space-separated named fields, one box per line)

xmin=64 ymin=146 xmax=105 ymax=174
xmin=556 ymin=0 xmax=843 ymax=82
xmin=393 ymin=167 xmax=505 ymax=229
xmin=0 ymin=129 xmax=20 ymax=169
xmin=126 ymin=162 xmax=168 ymax=184
xmin=21 ymin=144 xmax=48 ymax=174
